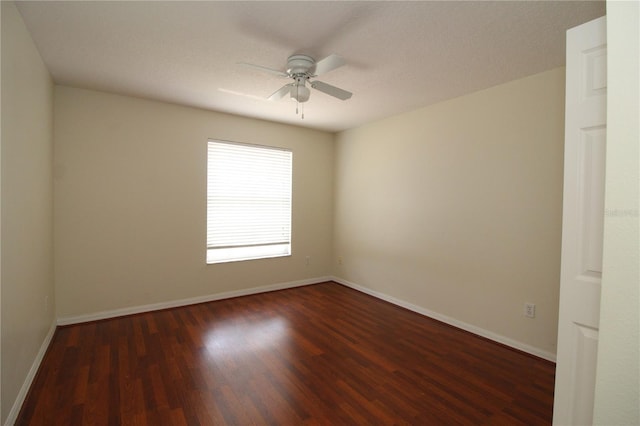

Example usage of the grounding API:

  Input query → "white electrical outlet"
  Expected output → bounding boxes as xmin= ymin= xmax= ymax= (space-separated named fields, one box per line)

xmin=305 ymin=256 xmax=310 ymax=266
xmin=524 ymin=303 xmax=536 ymax=318
xmin=338 ymin=256 xmax=343 ymax=265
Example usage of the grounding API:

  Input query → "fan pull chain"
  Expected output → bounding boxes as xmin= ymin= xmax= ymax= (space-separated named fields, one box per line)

xmin=301 ymin=102 xmax=304 ymax=119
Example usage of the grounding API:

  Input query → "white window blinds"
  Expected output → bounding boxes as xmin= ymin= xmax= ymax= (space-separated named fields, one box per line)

xmin=207 ymin=140 xmax=292 ymax=264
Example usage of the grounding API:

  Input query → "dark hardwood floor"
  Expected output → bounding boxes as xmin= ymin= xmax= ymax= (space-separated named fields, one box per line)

xmin=17 ymin=282 xmax=555 ymax=425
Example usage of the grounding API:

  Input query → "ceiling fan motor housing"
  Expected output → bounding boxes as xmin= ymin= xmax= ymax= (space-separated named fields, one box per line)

xmin=286 ymin=54 xmax=315 ymax=76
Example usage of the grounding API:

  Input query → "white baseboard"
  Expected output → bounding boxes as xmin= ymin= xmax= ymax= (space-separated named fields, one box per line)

xmin=331 ymin=276 xmax=556 ymax=363
xmin=4 ymin=319 xmax=57 ymax=426
xmin=57 ymin=276 xmax=332 ymax=326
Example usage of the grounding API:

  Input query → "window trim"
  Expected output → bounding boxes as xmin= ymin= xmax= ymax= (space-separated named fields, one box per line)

xmin=206 ymin=139 xmax=293 ymax=264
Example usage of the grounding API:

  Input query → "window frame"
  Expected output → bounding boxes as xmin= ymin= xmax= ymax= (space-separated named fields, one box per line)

xmin=206 ymin=139 xmax=293 ymax=264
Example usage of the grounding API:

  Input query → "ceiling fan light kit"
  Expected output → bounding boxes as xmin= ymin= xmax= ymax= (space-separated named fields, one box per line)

xmin=241 ymin=53 xmax=352 ymax=119
xmin=292 ymin=82 xmax=310 ymax=103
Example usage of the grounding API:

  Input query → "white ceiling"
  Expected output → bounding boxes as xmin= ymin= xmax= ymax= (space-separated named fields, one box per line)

xmin=16 ymin=1 xmax=605 ymax=133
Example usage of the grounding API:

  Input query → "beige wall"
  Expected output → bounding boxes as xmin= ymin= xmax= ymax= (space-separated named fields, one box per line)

xmin=333 ymin=68 xmax=565 ymax=357
xmin=54 ymin=86 xmax=334 ymax=319
xmin=594 ymin=1 xmax=640 ymax=423
xmin=1 ymin=1 xmax=55 ymax=422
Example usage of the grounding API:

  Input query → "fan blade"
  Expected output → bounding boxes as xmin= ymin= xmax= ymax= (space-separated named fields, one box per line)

xmin=313 ymin=54 xmax=346 ymax=76
xmin=268 ymin=84 xmax=293 ymax=101
xmin=238 ymin=62 xmax=289 ymax=78
xmin=310 ymin=80 xmax=352 ymax=100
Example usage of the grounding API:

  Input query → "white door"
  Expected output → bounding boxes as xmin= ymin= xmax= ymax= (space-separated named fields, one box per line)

xmin=553 ymin=16 xmax=607 ymax=426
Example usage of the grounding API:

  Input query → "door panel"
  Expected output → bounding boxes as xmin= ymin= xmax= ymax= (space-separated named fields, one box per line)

xmin=553 ymin=16 xmax=607 ymax=426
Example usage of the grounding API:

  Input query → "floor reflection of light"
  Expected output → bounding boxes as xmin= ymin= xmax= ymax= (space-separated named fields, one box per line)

xmin=204 ymin=316 xmax=289 ymax=357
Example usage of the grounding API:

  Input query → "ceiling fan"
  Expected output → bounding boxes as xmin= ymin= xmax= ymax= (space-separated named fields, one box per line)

xmin=240 ymin=53 xmax=352 ymax=118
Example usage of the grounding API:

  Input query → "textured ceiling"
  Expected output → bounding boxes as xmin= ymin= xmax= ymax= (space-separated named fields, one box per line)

xmin=16 ymin=1 xmax=605 ymax=132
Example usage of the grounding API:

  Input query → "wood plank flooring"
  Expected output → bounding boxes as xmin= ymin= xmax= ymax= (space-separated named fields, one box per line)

xmin=17 ymin=282 xmax=555 ymax=425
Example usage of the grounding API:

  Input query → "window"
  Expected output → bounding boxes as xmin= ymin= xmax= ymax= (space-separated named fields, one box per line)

xmin=207 ymin=140 xmax=292 ymax=264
